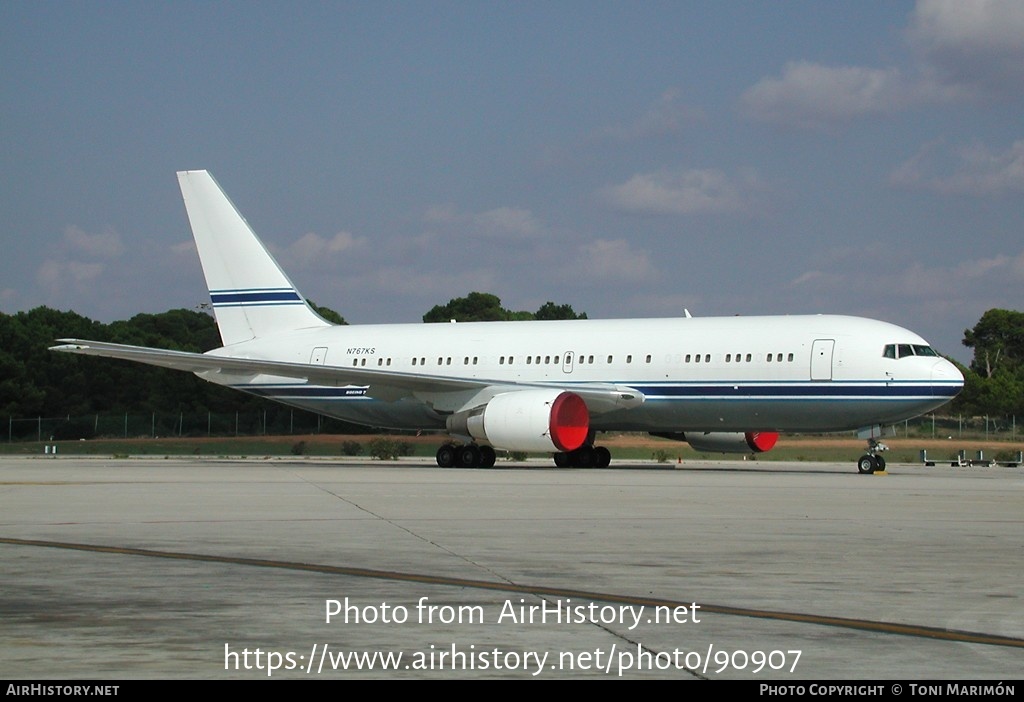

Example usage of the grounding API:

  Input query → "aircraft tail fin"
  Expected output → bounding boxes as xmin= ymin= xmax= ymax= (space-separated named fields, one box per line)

xmin=177 ymin=170 xmax=331 ymax=346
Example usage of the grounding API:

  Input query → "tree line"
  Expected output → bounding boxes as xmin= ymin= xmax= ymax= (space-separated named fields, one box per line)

xmin=0 ymin=294 xmax=586 ymax=427
xmin=1 ymin=298 xmax=1020 ymax=430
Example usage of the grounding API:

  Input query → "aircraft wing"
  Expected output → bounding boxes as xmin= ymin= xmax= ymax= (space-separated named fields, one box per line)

xmin=51 ymin=339 xmax=644 ymax=414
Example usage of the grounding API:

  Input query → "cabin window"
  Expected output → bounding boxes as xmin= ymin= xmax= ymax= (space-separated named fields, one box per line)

xmin=445 ymin=357 xmax=451 ymax=365
xmin=526 ymin=356 xmax=532 ymax=365
xmin=607 ymin=355 xmax=613 ymax=364
xmin=473 ymin=357 xmax=478 ymax=365
xmin=685 ymin=354 xmax=691 ymax=363
xmin=554 ymin=356 xmax=559 ymax=364
xmin=883 ymin=344 xmax=896 ymax=359
xmin=588 ymin=355 xmax=594 ymax=364
xmin=509 ymin=356 xmax=514 ymax=364
xmin=386 ymin=358 xmax=392 ymax=366
xmin=464 ymin=357 xmax=469 ymax=365
xmin=352 ymin=359 xmax=358 ymax=367
xmin=378 ymin=359 xmax=383 ymax=366
xmin=726 ymin=354 xmax=731 ymax=362
xmin=788 ymin=353 xmax=794 ymax=362
xmin=914 ymin=345 xmax=938 ymax=357
xmin=412 ymin=358 xmax=417 ymax=366
xmin=766 ymin=354 xmax=773 ymax=362
xmin=545 ymin=356 xmax=550 ymax=364
xmin=645 ymin=355 xmax=652 ymax=363
xmin=626 ymin=355 xmax=632 ymax=363
xmin=695 ymin=354 xmax=701 ymax=363
xmin=437 ymin=357 xmax=443 ymax=365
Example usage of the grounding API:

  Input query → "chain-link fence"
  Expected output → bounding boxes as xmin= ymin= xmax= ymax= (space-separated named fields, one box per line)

xmin=6 ymin=411 xmax=1018 ymax=443
xmin=6 ymin=408 xmax=366 ymax=442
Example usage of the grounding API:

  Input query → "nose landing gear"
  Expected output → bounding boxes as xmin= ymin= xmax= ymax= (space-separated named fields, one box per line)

xmin=857 ymin=438 xmax=888 ymax=474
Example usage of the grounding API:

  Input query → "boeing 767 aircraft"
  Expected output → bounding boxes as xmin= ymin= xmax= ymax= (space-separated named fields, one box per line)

xmin=52 ymin=171 xmax=964 ymax=472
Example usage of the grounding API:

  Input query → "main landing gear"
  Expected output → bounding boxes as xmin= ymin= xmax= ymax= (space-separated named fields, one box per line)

xmin=553 ymin=445 xmax=611 ymax=468
xmin=856 ymin=438 xmax=888 ymax=474
xmin=436 ymin=443 xmax=496 ymax=468
xmin=434 ymin=443 xmax=614 ymax=468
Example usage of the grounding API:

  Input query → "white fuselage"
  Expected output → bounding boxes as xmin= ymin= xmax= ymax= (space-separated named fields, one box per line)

xmin=213 ymin=313 xmax=963 ymax=434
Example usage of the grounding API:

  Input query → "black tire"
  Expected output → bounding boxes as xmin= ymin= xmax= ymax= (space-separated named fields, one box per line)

xmin=874 ymin=455 xmax=886 ymax=471
xmin=479 ymin=445 xmax=496 ymax=468
xmin=436 ymin=444 xmax=456 ymax=468
xmin=553 ymin=452 xmax=570 ymax=467
xmin=574 ymin=446 xmax=596 ymax=468
xmin=595 ymin=446 xmax=611 ymax=468
xmin=457 ymin=444 xmax=481 ymax=468
xmin=857 ymin=455 xmax=877 ymax=474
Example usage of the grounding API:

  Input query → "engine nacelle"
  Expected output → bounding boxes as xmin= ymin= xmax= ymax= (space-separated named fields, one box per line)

xmin=651 ymin=431 xmax=779 ymax=454
xmin=447 ymin=389 xmax=589 ymax=453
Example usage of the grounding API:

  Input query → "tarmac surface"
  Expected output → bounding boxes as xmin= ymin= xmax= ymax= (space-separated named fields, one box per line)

xmin=1 ymin=455 xmax=1021 ymax=680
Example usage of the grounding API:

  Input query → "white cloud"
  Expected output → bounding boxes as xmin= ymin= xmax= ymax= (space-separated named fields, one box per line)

xmin=890 ymin=139 xmax=1024 ymax=196
xmin=601 ymin=168 xmax=762 ymax=215
xmin=424 ymin=204 xmax=544 ymax=238
xmin=744 ymin=0 xmax=1024 ymax=128
xmin=741 ymin=62 xmax=917 ymax=128
xmin=790 ymin=250 xmax=1024 ymax=299
xmin=36 ymin=259 xmax=106 ymax=297
xmin=910 ymin=0 xmax=1024 ymax=95
xmin=286 ymin=231 xmax=366 ymax=266
xmin=577 ymin=239 xmax=657 ymax=282
xmin=32 ymin=226 xmax=125 ymax=303
xmin=62 ymin=225 xmax=125 ymax=258
xmin=596 ymin=88 xmax=706 ymax=141
xmin=370 ymin=265 xmax=496 ymax=298
xmin=171 ymin=240 xmax=196 ymax=255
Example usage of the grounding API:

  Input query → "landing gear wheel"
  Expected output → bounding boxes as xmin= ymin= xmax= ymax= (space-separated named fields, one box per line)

xmin=456 ymin=444 xmax=481 ymax=468
xmin=479 ymin=445 xmax=496 ymax=468
xmin=436 ymin=444 xmax=456 ymax=468
xmin=857 ymin=455 xmax=877 ymax=474
xmin=574 ymin=445 xmax=596 ymax=468
xmin=874 ymin=455 xmax=886 ymax=471
xmin=594 ymin=446 xmax=611 ymax=468
xmin=553 ymin=452 xmax=570 ymax=467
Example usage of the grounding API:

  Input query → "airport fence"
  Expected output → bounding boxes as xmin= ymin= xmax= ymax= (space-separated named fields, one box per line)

xmin=5 ymin=407 xmax=370 ymax=443
xmin=4 ymin=410 xmax=1019 ymax=443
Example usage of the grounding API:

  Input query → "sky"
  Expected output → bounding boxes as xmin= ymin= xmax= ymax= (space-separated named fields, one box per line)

xmin=2 ymin=1 xmax=1022 ymax=364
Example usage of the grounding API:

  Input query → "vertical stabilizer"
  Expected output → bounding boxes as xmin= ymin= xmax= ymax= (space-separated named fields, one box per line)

xmin=177 ymin=170 xmax=331 ymax=346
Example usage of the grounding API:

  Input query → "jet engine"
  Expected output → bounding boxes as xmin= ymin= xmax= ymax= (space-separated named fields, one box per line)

xmin=651 ymin=431 xmax=779 ymax=454
xmin=447 ymin=389 xmax=589 ymax=453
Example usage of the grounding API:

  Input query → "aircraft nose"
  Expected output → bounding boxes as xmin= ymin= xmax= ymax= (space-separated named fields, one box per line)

xmin=932 ymin=358 xmax=965 ymax=396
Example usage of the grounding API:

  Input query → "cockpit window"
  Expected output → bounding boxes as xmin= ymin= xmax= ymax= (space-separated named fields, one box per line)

xmin=884 ymin=343 xmax=940 ymax=359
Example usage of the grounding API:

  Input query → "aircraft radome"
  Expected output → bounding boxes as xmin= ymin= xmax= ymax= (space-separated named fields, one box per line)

xmin=52 ymin=171 xmax=964 ymax=473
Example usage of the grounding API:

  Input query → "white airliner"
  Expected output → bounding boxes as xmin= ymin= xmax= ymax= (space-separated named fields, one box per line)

xmin=52 ymin=171 xmax=964 ymax=473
